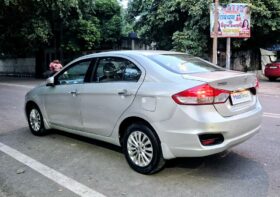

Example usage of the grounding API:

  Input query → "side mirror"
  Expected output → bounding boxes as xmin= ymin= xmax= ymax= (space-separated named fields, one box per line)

xmin=46 ymin=76 xmax=55 ymax=86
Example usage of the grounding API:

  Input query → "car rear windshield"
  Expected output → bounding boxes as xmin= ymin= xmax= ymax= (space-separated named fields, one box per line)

xmin=148 ymin=54 xmax=224 ymax=74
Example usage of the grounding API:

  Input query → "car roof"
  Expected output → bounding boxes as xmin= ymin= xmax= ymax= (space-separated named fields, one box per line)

xmin=104 ymin=50 xmax=185 ymax=56
xmin=66 ymin=50 xmax=192 ymax=68
xmin=78 ymin=50 xmax=187 ymax=60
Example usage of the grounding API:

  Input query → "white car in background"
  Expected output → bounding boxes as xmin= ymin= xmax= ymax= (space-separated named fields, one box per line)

xmin=25 ymin=51 xmax=262 ymax=174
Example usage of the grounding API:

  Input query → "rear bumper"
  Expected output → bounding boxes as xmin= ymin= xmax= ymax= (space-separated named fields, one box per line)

xmin=161 ymin=125 xmax=260 ymax=158
xmin=264 ymin=68 xmax=280 ymax=77
xmin=155 ymin=101 xmax=262 ymax=159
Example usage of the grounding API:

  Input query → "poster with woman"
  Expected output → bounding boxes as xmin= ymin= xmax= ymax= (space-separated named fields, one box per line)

xmin=210 ymin=3 xmax=251 ymax=38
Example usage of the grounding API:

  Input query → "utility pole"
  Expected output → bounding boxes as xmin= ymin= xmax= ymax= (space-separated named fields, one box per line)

xmin=226 ymin=38 xmax=231 ymax=69
xmin=226 ymin=0 xmax=232 ymax=70
xmin=212 ymin=0 xmax=219 ymax=65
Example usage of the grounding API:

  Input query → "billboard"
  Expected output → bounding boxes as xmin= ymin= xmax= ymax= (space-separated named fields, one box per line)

xmin=210 ymin=3 xmax=251 ymax=38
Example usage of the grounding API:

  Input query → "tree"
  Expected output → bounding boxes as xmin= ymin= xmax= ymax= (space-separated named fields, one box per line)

xmin=127 ymin=0 xmax=280 ymax=56
xmin=0 ymin=0 xmax=122 ymax=56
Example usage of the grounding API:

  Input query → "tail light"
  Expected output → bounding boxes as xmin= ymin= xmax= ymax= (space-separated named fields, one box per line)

xmin=172 ymin=84 xmax=230 ymax=105
xmin=271 ymin=63 xmax=280 ymax=68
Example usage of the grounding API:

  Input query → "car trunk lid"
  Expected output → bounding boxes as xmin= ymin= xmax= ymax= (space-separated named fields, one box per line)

xmin=182 ymin=71 xmax=258 ymax=117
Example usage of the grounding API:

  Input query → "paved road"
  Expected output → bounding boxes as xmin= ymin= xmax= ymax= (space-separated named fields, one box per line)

xmin=0 ymin=77 xmax=279 ymax=197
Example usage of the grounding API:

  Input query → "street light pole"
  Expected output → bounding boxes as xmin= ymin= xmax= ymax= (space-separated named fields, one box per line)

xmin=212 ymin=0 xmax=219 ymax=65
xmin=226 ymin=37 xmax=231 ymax=69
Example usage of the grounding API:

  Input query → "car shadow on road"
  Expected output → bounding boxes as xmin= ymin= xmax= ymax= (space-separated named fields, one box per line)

xmin=1 ymin=128 xmax=269 ymax=172
xmin=165 ymin=151 xmax=232 ymax=169
xmin=45 ymin=129 xmax=269 ymax=178
xmin=52 ymin=129 xmax=269 ymax=185
xmin=0 ymin=127 xmax=270 ymax=196
xmin=156 ymin=151 xmax=269 ymax=196
xmin=162 ymin=150 xmax=268 ymax=182
xmin=51 ymin=129 xmax=234 ymax=171
xmin=49 ymin=129 xmax=255 ymax=174
xmin=51 ymin=129 xmax=123 ymax=153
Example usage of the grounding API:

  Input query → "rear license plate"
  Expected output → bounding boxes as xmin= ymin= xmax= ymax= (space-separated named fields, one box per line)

xmin=230 ymin=90 xmax=252 ymax=105
xmin=269 ymin=66 xmax=278 ymax=69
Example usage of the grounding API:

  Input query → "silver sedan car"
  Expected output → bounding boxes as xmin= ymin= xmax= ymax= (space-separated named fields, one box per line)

xmin=25 ymin=51 xmax=262 ymax=174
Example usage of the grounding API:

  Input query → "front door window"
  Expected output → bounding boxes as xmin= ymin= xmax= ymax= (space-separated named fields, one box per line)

xmin=57 ymin=60 xmax=92 ymax=85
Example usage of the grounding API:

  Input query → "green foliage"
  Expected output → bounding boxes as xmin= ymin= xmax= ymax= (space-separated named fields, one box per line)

xmin=127 ymin=0 xmax=280 ymax=56
xmin=0 ymin=0 xmax=122 ymax=55
xmin=95 ymin=0 xmax=121 ymax=19
xmin=101 ymin=15 xmax=122 ymax=43
xmin=63 ymin=18 xmax=101 ymax=52
xmin=248 ymin=0 xmax=280 ymax=47
xmin=172 ymin=29 xmax=208 ymax=56
xmin=172 ymin=0 xmax=212 ymax=55
xmin=120 ymin=7 xmax=134 ymax=37
xmin=127 ymin=0 xmax=213 ymax=54
xmin=21 ymin=19 xmax=51 ymax=45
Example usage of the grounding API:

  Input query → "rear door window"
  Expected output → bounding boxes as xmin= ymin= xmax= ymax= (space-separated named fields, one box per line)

xmin=92 ymin=57 xmax=141 ymax=83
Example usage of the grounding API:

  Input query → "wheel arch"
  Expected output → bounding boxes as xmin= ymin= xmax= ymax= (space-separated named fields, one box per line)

xmin=25 ymin=100 xmax=49 ymax=129
xmin=25 ymin=100 xmax=40 ymax=116
xmin=118 ymin=116 xmax=161 ymax=147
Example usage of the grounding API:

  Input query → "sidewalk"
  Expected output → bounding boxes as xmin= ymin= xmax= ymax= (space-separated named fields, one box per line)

xmin=0 ymin=76 xmax=279 ymax=95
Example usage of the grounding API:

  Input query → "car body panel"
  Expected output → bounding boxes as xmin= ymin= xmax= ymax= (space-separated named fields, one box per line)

xmin=78 ymin=54 xmax=146 ymax=137
xmin=153 ymin=100 xmax=262 ymax=158
xmin=43 ymin=84 xmax=84 ymax=130
xmin=80 ymin=82 xmax=142 ymax=136
xmin=182 ymin=71 xmax=258 ymax=117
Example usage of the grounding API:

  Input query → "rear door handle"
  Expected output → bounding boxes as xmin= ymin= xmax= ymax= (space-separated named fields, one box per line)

xmin=118 ymin=89 xmax=132 ymax=97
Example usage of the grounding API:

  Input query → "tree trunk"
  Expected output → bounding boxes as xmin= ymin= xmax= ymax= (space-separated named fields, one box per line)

xmin=35 ymin=49 xmax=44 ymax=78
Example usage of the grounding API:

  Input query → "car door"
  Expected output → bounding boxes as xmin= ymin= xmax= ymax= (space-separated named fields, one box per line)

xmin=79 ymin=56 xmax=145 ymax=136
xmin=44 ymin=59 xmax=93 ymax=130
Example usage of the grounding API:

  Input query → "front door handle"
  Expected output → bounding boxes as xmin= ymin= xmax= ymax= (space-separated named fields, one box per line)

xmin=69 ymin=90 xmax=79 ymax=96
xmin=118 ymin=89 xmax=132 ymax=97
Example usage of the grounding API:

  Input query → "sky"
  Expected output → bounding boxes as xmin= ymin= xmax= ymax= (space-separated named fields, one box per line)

xmin=118 ymin=0 xmax=128 ymax=9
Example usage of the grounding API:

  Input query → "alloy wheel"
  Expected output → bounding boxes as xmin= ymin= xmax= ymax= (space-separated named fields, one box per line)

xmin=127 ymin=131 xmax=154 ymax=167
xmin=29 ymin=108 xmax=41 ymax=132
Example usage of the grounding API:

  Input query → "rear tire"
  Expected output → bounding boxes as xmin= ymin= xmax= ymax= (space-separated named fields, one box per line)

xmin=123 ymin=122 xmax=165 ymax=174
xmin=268 ymin=77 xmax=277 ymax=81
xmin=27 ymin=105 xmax=48 ymax=136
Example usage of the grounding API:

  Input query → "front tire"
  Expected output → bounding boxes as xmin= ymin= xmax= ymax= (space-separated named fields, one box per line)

xmin=123 ymin=123 xmax=165 ymax=174
xmin=27 ymin=105 xmax=47 ymax=136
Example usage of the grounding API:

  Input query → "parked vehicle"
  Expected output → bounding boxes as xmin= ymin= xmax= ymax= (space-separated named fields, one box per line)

xmin=264 ymin=60 xmax=280 ymax=81
xmin=25 ymin=51 xmax=262 ymax=174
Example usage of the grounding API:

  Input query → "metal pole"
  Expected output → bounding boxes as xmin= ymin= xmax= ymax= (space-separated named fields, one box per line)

xmin=226 ymin=37 xmax=231 ymax=69
xmin=212 ymin=0 xmax=219 ymax=65
xmin=131 ymin=39 xmax=135 ymax=50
